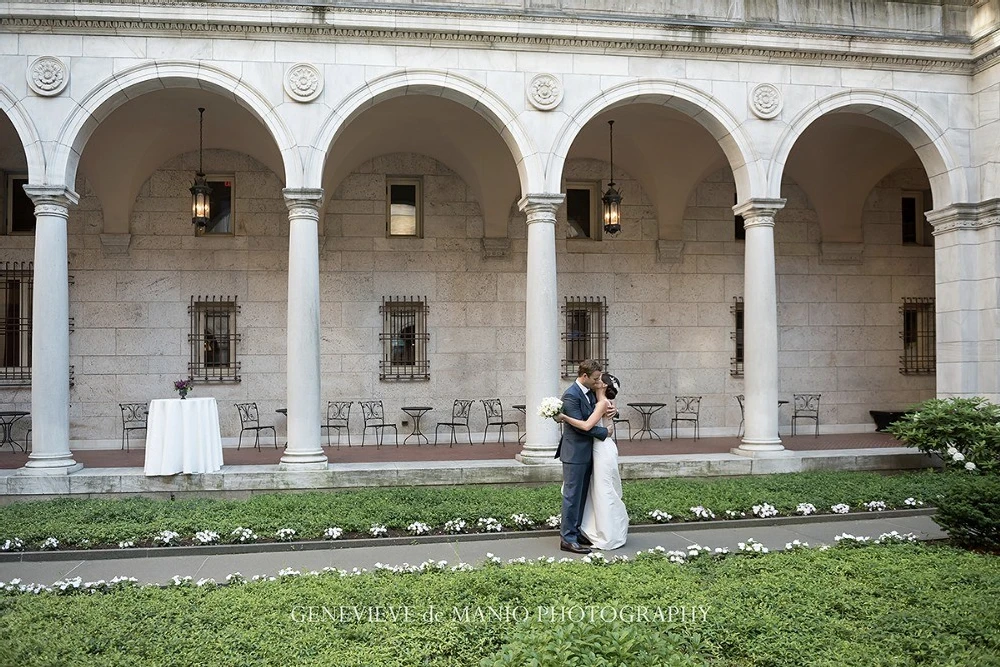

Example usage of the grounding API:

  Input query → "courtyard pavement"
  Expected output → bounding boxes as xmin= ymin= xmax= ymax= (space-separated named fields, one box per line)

xmin=0 ymin=513 xmax=944 ymax=587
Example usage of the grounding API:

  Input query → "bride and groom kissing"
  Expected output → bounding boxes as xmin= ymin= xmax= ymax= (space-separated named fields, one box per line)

xmin=554 ymin=359 xmax=628 ymax=554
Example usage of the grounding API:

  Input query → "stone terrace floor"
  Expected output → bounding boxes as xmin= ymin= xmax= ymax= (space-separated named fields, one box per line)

xmin=0 ymin=431 xmax=902 ymax=469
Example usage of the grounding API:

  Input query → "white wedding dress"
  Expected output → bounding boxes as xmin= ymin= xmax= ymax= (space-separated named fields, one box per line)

xmin=580 ymin=417 xmax=629 ymax=550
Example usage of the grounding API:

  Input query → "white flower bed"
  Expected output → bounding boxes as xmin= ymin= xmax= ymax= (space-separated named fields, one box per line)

xmin=689 ymin=506 xmax=715 ymax=520
xmin=477 ymin=517 xmax=503 ymax=533
xmin=369 ymin=524 xmax=388 ymax=537
xmin=194 ymin=531 xmax=220 ymax=545
xmin=443 ymin=519 xmax=467 ymax=534
xmin=117 ymin=541 xmax=136 ymax=549
xmin=152 ymin=530 xmax=180 ymax=547
xmin=752 ymin=503 xmax=778 ymax=518
xmin=831 ymin=503 xmax=851 ymax=514
xmin=796 ymin=503 xmax=817 ymax=516
xmin=407 ymin=522 xmax=431 ymax=536
xmin=2 ymin=538 xmax=24 ymax=552
xmin=40 ymin=538 xmax=59 ymax=551
xmin=545 ymin=515 xmax=561 ymax=528
xmin=323 ymin=527 xmax=343 ymax=540
xmin=275 ymin=528 xmax=297 ymax=542
xmin=231 ymin=527 xmax=258 ymax=543
xmin=510 ymin=513 xmax=534 ymax=529
xmin=648 ymin=510 xmax=672 ymax=523
xmin=863 ymin=500 xmax=887 ymax=512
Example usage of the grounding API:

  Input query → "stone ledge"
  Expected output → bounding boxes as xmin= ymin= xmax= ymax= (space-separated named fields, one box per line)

xmin=0 ymin=448 xmax=938 ymax=499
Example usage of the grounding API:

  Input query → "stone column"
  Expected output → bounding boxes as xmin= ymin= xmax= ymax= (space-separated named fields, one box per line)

xmin=516 ymin=194 xmax=564 ymax=465
xmin=733 ymin=198 xmax=787 ymax=455
xmin=927 ymin=203 xmax=1000 ymax=403
xmin=280 ymin=188 xmax=327 ymax=469
xmin=21 ymin=186 xmax=81 ymax=475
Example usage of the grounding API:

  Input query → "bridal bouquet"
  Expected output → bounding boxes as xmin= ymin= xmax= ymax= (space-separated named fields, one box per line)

xmin=537 ymin=397 xmax=563 ymax=420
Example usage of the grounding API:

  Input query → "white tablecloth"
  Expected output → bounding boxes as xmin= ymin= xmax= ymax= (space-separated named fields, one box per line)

xmin=144 ymin=397 xmax=223 ymax=476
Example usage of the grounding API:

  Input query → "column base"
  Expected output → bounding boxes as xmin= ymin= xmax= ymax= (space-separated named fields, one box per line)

xmin=516 ymin=444 xmax=559 ymax=465
xmin=18 ymin=461 xmax=83 ymax=476
xmin=730 ymin=447 xmax=793 ymax=458
xmin=278 ymin=451 xmax=328 ymax=469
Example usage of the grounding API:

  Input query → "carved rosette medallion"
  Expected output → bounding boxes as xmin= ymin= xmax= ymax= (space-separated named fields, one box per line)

xmin=27 ymin=56 xmax=68 ymax=97
xmin=750 ymin=83 xmax=782 ymax=120
xmin=528 ymin=74 xmax=563 ymax=111
xmin=283 ymin=63 xmax=323 ymax=103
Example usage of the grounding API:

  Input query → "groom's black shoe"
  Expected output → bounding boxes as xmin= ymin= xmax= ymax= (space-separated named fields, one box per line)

xmin=560 ymin=540 xmax=591 ymax=554
xmin=577 ymin=534 xmax=593 ymax=546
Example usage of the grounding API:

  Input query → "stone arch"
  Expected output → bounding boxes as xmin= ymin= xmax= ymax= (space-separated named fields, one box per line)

xmin=305 ymin=69 xmax=542 ymax=196
xmin=51 ymin=61 xmax=300 ymax=190
xmin=769 ymin=89 xmax=968 ymax=208
xmin=547 ymin=79 xmax=764 ymax=201
xmin=0 ymin=84 xmax=45 ymax=182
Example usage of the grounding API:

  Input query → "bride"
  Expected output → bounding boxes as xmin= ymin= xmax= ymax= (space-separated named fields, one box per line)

xmin=559 ymin=372 xmax=628 ymax=550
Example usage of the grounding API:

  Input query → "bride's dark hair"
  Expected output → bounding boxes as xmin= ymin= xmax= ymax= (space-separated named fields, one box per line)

xmin=602 ymin=373 xmax=621 ymax=400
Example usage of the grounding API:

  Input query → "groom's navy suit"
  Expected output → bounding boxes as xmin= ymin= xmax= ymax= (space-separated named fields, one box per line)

xmin=556 ymin=380 xmax=609 ymax=545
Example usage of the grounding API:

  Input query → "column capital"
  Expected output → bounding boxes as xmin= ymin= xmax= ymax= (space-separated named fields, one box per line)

xmin=282 ymin=188 xmax=324 ymax=212
xmin=22 ymin=185 xmax=79 ymax=209
xmin=518 ymin=193 xmax=565 ymax=223
xmin=734 ymin=198 xmax=785 ymax=228
xmin=927 ymin=201 xmax=999 ymax=235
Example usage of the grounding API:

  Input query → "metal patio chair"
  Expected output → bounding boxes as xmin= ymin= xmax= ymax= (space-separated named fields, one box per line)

xmin=235 ymin=402 xmax=278 ymax=451
xmin=481 ymin=399 xmax=519 ymax=445
xmin=791 ymin=393 xmax=821 ymax=437
xmin=360 ymin=400 xmax=397 ymax=448
xmin=670 ymin=396 xmax=702 ymax=441
xmin=434 ymin=399 xmax=474 ymax=446
xmin=119 ymin=402 xmax=148 ymax=452
xmin=321 ymin=401 xmax=353 ymax=448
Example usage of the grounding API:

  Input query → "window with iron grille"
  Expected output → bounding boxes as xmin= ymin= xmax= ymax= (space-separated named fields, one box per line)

xmin=900 ymin=297 xmax=935 ymax=375
xmin=188 ymin=296 xmax=241 ymax=382
xmin=379 ymin=296 xmax=429 ymax=381
xmin=731 ymin=296 xmax=744 ymax=377
xmin=0 ymin=262 xmax=32 ymax=385
xmin=561 ymin=296 xmax=609 ymax=378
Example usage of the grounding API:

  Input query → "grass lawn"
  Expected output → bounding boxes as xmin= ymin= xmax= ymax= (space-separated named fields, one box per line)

xmin=1 ymin=543 xmax=997 ymax=666
xmin=0 ymin=469 xmax=974 ymax=549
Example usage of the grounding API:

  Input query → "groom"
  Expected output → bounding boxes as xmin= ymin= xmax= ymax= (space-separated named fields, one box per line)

xmin=555 ymin=359 xmax=612 ymax=554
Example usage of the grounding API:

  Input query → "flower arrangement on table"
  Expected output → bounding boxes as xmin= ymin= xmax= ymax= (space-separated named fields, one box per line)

xmin=174 ymin=379 xmax=193 ymax=399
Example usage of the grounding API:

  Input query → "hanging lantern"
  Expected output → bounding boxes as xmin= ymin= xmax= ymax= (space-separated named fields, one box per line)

xmin=601 ymin=119 xmax=623 ymax=236
xmin=190 ymin=107 xmax=212 ymax=228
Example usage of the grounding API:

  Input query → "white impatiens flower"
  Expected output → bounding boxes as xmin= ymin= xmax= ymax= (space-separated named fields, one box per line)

xmin=796 ymin=503 xmax=817 ymax=516
xmin=117 ymin=540 xmax=136 ymax=549
xmin=153 ymin=530 xmax=180 ymax=546
xmin=831 ymin=504 xmax=850 ymax=514
xmin=785 ymin=539 xmax=810 ymax=551
xmin=903 ymin=497 xmax=923 ymax=506
xmin=648 ymin=510 xmax=673 ymax=523
xmin=230 ymin=527 xmax=258 ymax=543
xmin=545 ymin=515 xmax=561 ymax=528
xmin=689 ymin=506 xmax=715 ymax=520
xmin=40 ymin=537 xmax=59 ymax=551
xmin=863 ymin=501 xmax=887 ymax=512
xmin=407 ymin=521 xmax=431 ymax=536
xmin=275 ymin=528 xmax=297 ymax=542
xmin=965 ymin=461 xmax=977 ymax=471
xmin=510 ymin=514 xmax=534 ymax=529
xmin=752 ymin=503 xmax=778 ymax=518
xmin=737 ymin=539 xmax=769 ymax=554
xmin=369 ymin=524 xmax=388 ymax=537
xmin=443 ymin=519 xmax=467 ymax=534
xmin=724 ymin=510 xmax=746 ymax=519
xmin=477 ymin=517 xmax=503 ymax=533
xmin=1 ymin=538 xmax=24 ymax=552
xmin=194 ymin=530 xmax=220 ymax=545
xmin=323 ymin=527 xmax=343 ymax=540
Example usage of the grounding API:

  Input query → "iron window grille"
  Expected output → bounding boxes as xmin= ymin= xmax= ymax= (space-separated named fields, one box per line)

xmin=561 ymin=296 xmax=609 ymax=378
xmin=731 ymin=296 xmax=744 ymax=377
xmin=379 ymin=296 xmax=430 ymax=381
xmin=0 ymin=262 xmax=32 ymax=385
xmin=900 ymin=297 xmax=935 ymax=375
xmin=188 ymin=296 xmax=241 ymax=382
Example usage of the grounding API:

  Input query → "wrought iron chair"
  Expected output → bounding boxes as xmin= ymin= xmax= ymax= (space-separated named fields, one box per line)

xmin=434 ymin=399 xmax=474 ymax=447
xmin=360 ymin=400 xmax=397 ymax=448
xmin=791 ymin=393 xmax=821 ymax=437
xmin=736 ymin=394 xmax=745 ymax=438
xmin=670 ymin=396 xmax=702 ymax=441
xmin=612 ymin=414 xmax=631 ymax=440
xmin=119 ymin=402 xmax=148 ymax=452
xmin=481 ymin=399 xmax=519 ymax=445
xmin=321 ymin=401 xmax=352 ymax=448
xmin=235 ymin=402 xmax=278 ymax=451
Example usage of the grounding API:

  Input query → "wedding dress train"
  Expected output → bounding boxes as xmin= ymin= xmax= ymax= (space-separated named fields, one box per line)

xmin=580 ymin=421 xmax=628 ymax=550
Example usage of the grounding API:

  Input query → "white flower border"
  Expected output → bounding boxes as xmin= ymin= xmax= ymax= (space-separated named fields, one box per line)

xmin=0 ymin=499 xmax=928 ymax=553
xmin=0 ymin=531 xmax=922 ymax=597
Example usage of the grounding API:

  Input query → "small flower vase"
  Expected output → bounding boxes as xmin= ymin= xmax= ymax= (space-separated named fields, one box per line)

xmin=178 ymin=388 xmax=188 ymax=400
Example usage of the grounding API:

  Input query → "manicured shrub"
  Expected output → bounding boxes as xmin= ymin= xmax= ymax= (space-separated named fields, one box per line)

xmin=888 ymin=397 xmax=1000 ymax=474
xmin=933 ymin=475 xmax=1000 ymax=552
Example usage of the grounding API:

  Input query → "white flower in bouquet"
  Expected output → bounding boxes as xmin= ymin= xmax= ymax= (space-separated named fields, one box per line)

xmin=537 ymin=397 xmax=563 ymax=420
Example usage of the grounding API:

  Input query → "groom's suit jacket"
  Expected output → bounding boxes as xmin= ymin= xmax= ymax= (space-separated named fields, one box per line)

xmin=554 ymin=382 xmax=609 ymax=464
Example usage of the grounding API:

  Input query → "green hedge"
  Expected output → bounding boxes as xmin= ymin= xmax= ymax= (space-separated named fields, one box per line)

xmin=1 ymin=544 xmax=998 ymax=666
xmin=0 ymin=469 xmax=965 ymax=548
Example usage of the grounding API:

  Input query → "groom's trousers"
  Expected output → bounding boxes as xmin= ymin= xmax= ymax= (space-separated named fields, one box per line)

xmin=560 ymin=461 xmax=593 ymax=544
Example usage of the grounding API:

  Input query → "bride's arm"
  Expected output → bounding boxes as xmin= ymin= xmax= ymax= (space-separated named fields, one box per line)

xmin=560 ymin=399 xmax=608 ymax=431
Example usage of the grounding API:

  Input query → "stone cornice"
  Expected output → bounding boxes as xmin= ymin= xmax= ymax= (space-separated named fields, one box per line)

xmin=0 ymin=4 xmax=978 ymax=74
xmin=927 ymin=201 xmax=1000 ymax=234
